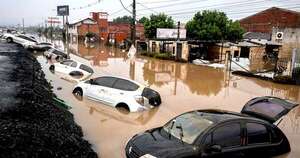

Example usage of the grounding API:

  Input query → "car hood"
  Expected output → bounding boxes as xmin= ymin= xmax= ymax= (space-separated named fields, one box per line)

xmin=127 ymin=128 xmax=197 ymax=157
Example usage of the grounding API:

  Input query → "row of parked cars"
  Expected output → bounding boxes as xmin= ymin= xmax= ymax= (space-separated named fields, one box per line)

xmin=3 ymin=31 xmax=298 ymax=158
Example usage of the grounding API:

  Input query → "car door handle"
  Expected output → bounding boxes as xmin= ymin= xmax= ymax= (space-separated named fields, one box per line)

xmin=120 ymin=92 xmax=124 ymax=95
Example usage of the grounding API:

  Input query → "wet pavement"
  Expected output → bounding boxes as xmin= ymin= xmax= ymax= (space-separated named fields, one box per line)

xmin=35 ymin=41 xmax=300 ymax=158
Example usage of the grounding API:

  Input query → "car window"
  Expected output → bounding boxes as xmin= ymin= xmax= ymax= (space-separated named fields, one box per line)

xmin=212 ymin=123 xmax=241 ymax=148
xmin=247 ymin=123 xmax=270 ymax=145
xmin=113 ymin=79 xmax=139 ymax=91
xmin=163 ymin=112 xmax=215 ymax=144
xmin=61 ymin=60 xmax=73 ymax=66
xmin=70 ymin=62 xmax=77 ymax=68
xmin=18 ymin=35 xmax=36 ymax=42
xmin=79 ymin=64 xmax=94 ymax=73
xmin=94 ymin=77 xmax=117 ymax=88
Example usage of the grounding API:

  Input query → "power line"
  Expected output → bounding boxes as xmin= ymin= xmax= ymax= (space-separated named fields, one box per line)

xmin=119 ymin=0 xmax=132 ymax=14
xmin=137 ymin=2 xmax=159 ymax=14
xmin=139 ymin=0 xmax=266 ymax=16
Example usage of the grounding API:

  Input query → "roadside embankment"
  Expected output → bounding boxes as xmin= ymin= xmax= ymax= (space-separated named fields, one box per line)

xmin=0 ymin=42 xmax=97 ymax=158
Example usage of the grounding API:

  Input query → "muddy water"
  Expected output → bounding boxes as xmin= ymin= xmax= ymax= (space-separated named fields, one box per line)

xmin=35 ymin=42 xmax=300 ymax=158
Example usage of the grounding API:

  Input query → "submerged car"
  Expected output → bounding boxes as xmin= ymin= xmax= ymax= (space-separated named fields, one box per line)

xmin=50 ymin=59 xmax=94 ymax=77
xmin=72 ymin=76 xmax=162 ymax=112
xmin=126 ymin=96 xmax=298 ymax=158
xmin=25 ymin=42 xmax=53 ymax=51
xmin=44 ymin=48 xmax=69 ymax=60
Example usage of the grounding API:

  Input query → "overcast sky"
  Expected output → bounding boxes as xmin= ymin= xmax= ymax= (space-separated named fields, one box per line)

xmin=0 ymin=0 xmax=299 ymax=26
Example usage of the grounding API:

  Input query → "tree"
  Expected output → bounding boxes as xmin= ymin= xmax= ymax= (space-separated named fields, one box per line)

xmin=186 ymin=10 xmax=245 ymax=41
xmin=139 ymin=13 xmax=175 ymax=39
xmin=113 ymin=16 xmax=133 ymax=23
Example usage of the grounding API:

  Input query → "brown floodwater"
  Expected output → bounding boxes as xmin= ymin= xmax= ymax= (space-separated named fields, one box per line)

xmin=35 ymin=42 xmax=300 ymax=158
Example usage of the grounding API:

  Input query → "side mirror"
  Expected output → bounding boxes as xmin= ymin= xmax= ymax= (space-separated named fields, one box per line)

xmin=209 ymin=145 xmax=222 ymax=153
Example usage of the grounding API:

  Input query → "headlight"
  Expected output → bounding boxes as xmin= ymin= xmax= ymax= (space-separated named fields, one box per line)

xmin=140 ymin=154 xmax=157 ymax=158
xmin=134 ymin=95 xmax=145 ymax=106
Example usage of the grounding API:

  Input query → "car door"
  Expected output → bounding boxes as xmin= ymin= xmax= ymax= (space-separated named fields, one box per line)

xmin=242 ymin=122 xmax=274 ymax=157
xmin=14 ymin=35 xmax=26 ymax=44
xmin=241 ymin=96 xmax=299 ymax=124
xmin=111 ymin=78 xmax=140 ymax=106
xmin=201 ymin=122 xmax=244 ymax=158
xmin=87 ymin=77 xmax=117 ymax=105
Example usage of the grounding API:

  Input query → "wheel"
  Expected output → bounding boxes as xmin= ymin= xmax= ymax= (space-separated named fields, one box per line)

xmin=73 ymin=88 xmax=83 ymax=96
xmin=73 ymin=88 xmax=83 ymax=101
xmin=49 ymin=65 xmax=55 ymax=72
xmin=116 ymin=103 xmax=130 ymax=114
xmin=6 ymin=37 xmax=13 ymax=43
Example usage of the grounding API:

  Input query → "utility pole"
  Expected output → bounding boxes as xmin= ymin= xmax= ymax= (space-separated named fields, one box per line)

xmin=131 ymin=0 xmax=136 ymax=46
xmin=22 ymin=18 xmax=25 ymax=33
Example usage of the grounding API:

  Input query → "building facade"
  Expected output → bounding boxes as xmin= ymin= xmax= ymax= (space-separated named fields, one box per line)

xmin=240 ymin=7 xmax=300 ymax=33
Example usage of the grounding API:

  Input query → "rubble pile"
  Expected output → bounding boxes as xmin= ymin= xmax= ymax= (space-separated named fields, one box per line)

xmin=0 ymin=43 xmax=97 ymax=158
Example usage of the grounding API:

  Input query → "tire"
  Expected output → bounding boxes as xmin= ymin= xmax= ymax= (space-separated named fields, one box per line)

xmin=49 ymin=65 xmax=55 ymax=72
xmin=6 ymin=37 xmax=13 ymax=43
xmin=73 ymin=88 xmax=83 ymax=96
xmin=116 ymin=103 xmax=130 ymax=114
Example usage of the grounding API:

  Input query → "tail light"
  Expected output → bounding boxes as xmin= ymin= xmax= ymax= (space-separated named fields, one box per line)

xmin=135 ymin=95 xmax=144 ymax=106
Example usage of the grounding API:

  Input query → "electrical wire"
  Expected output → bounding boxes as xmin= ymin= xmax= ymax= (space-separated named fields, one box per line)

xmin=119 ymin=0 xmax=133 ymax=14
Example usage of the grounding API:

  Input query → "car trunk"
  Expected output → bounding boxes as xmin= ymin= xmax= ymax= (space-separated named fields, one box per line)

xmin=241 ymin=96 xmax=299 ymax=124
xmin=142 ymin=88 xmax=162 ymax=107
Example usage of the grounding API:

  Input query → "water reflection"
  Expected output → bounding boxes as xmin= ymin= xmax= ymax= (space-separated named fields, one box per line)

xmin=36 ymin=40 xmax=300 ymax=158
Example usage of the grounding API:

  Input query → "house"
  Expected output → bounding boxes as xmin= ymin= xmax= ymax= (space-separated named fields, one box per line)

xmin=68 ymin=12 xmax=145 ymax=46
xmin=68 ymin=18 xmax=99 ymax=43
xmin=240 ymin=7 xmax=300 ymax=33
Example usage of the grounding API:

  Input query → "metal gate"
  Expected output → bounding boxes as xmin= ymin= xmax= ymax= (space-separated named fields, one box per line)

xmin=292 ymin=48 xmax=300 ymax=84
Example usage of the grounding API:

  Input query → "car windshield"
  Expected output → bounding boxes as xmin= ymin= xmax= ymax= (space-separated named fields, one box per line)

xmin=163 ymin=112 xmax=215 ymax=144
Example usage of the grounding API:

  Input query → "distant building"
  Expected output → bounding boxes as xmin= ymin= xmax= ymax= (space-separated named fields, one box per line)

xmin=240 ymin=7 xmax=300 ymax=33
xmin=68 ymin=12 xmax=145 ymax=45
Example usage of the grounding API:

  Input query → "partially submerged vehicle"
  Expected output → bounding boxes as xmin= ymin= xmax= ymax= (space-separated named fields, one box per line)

xmin=72 ymin=76 xmax=162 ymax=112
xmin=26 ymin=42 xmax=53 ymax=51
xmin=44 ymin=48 xmax=69 ymax=61
xmin=126 ymin=96 xmax=298 ymax=158
xmin=50 ymin=59 xmax=94 ymax=78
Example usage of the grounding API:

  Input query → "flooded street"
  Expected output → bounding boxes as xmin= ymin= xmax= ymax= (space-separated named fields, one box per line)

xmin=35 ymin=42 xmax=300 ymax=158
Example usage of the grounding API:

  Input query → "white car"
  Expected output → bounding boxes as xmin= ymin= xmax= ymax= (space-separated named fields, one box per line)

xmin=26 ymin=42 xmax=53 ymax=51
xmin=44 ymin=48 xmax=69 ymax=60
xmin=72 ymin=76 xmax=162 ymax=112
xmin=4 ymin=33 xmax=37 ymax=46
xmin=50 ymin=59 xmax=94 ymax=77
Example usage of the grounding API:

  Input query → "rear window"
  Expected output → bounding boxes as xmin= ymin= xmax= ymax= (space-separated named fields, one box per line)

xmin=244 ymin=102 xmax=285 ymax=118
xmin=113 ymin=79 xmax=139 ymax=91
xmin=79 ymin=64 xmax=93 ymax=73
xmin=18 ymin=35 xmax=37 ymax=42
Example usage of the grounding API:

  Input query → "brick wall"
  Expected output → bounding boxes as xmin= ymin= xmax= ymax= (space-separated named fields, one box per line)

xmin=240 ymin=7 xmax=300 ymax=33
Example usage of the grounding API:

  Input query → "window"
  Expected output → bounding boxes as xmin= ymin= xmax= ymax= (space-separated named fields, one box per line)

xmin=247 ymin=123 xmax=270 ymax=145
xmin=61 ymin=60 xmax=73 ymax=66
xmin=113 ymin=79 xmax=139 ymax=91
xmin=79 ymin=64 xmax=94 ymax=73
xmin=212 ymin=123 xmax=241 ymax=148
xmin=70 ymin=62 xmax=77 ymax=68
xmin=93 ymin=77 xmax=117 ymax=87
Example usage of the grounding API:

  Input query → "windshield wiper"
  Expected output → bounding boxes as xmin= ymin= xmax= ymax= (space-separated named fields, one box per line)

xmin=176 ymin=123 xmax=184 ymax=144
xmin=168 ymin=119 xmax=176 ymax=139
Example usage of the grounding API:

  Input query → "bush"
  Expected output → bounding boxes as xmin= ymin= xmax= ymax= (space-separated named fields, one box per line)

xmin=141 ymin=52 xmax=174 ymax=60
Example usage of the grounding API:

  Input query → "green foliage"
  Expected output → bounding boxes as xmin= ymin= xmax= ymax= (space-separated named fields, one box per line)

xmin=113 ymin=16 xmax=133 ymax=23
xmin=139 ymin=13 xmax=175 ymax=39
xmin=186 ymin=10 xmax=245 ymax=41
xmin=141 ymin=52 xmax=175 ymax=60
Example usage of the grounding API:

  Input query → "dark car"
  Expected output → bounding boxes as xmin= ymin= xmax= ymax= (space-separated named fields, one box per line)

xmin=125 ymin=96 xmax=298 ymax=158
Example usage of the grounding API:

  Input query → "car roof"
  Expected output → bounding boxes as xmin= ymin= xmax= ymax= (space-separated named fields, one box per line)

xmin=191 ymin=109 xmax=269 ymax=124
xmin=96 ymin=75 xmax=144 ymax=87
